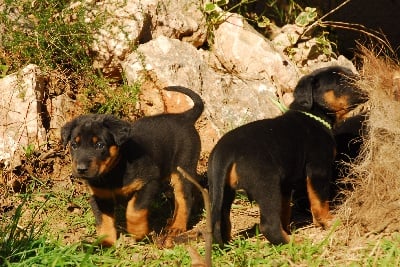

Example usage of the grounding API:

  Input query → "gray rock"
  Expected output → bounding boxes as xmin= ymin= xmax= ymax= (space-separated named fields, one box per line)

xmin=0 ymin=65 xmax=46 ymax=167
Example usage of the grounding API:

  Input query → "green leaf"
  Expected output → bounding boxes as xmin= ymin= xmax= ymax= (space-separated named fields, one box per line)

xmin=204 ymin=3 xmax=217 ymax=14
xmin=0 ymin=64 xmax=9 ymax=77
xmin=257 ymin=16 xmax=270 ymax=28
xmin=295 ymin=7 xmax=317 ymax=27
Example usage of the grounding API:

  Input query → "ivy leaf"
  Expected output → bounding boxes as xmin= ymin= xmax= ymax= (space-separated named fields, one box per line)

xmin=204 ymin=3 xmax=218 ymax=14
xmin=295 ymin=7 xmax=317 ymax=27
xmin=257 ymin=15 xmax=270 ymax=28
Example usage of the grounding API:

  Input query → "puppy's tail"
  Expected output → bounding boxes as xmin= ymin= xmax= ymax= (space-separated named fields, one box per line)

xmin=164 ymin=86 xmax=204 ymax=122
xmin=208 ymin=154 xmax=229 ymax=246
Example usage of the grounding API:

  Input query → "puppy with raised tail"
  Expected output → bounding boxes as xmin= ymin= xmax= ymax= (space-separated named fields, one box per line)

xmin=61 ymin=86 xmax=204 ymax=247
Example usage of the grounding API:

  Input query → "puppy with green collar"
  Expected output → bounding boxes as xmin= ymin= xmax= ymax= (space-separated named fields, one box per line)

xmin=208 ymin=66 xmax=367 ymax=245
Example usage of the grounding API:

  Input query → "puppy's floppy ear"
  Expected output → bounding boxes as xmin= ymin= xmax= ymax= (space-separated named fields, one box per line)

xmin=290 ymin=75 xmax=316 ymax=110
xmin=102 ymin=116 xmax=131 ymax=146
xmin=61 ymin=119 xmax=77 ymax=147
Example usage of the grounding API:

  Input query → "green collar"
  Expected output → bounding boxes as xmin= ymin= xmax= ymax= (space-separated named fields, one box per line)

xmin=268 ymin=96 xmax=289 ymax=113
xmin=268 ymin=96 xmax=332 ymax=130
xmin=300 ymin=111 xmax=332 ymax=130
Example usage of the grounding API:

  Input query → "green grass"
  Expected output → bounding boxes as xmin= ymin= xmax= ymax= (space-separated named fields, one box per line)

xmin=2 ymin=186 xmax=400 ymax=266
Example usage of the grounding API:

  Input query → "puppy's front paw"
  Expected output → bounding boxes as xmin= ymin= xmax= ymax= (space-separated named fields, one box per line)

xmin=99 ymin=235 xmax=117 ymax=247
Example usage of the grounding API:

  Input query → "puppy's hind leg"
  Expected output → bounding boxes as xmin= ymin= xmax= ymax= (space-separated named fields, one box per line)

xmin=258 ymin=198 xmax=290 ymax=245
xmin=253 ymin=177 xmax=290 ymax=245
xmin=219 ymin=186 xmax=235 ymax=243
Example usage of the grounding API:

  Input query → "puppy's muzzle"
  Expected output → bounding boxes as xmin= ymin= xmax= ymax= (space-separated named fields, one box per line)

xmin=76 ymin=162 xmax=89 ymax=175
xmin=72 ymin=159 xmax=97 ymax=179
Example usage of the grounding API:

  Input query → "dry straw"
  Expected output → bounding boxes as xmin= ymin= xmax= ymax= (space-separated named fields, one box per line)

xmin=334 ymin=46 xmax=400 ymax=247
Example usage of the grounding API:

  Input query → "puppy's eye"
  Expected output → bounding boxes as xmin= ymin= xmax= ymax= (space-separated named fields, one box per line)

xmin=95 ymin=142 xmax=105 ymax=150
xmin=70 ymin=142 xmax=78 ymax=150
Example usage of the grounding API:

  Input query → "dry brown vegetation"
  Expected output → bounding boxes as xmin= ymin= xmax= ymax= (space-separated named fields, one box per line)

xmin=331 ymin=47 xmax=400 ymax=251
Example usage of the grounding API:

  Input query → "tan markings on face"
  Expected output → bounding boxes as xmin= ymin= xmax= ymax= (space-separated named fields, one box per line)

xmin=97 ymin=213 xmax=117 ymax=247
xmin=92 ymin=136 xmax=99 ymax=144
xmin=227 ymin=163 xmax=239 ymax=188
xmin=323 ymin=90 xmax=351 ymax=120
xmin=280 ymin=195 xmax=292 ymax=234
xmin=306 ymin=177 xmax=333 ymax=229
xmin=126 ymin=196 xmax=149 ymax=240
xmin=115 ymin=179 xmax=144 ymax=196
xmin=98 ymin=145 xmax=120 ymax=175
xmin=168 ymin=171 xmax=188 ymax=232
xmin=71 ymin=136 xmax=81 ymax=154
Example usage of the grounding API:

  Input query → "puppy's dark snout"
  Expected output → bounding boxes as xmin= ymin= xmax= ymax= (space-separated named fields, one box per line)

xmin=76 ymin=163 xmax=89 ymax=174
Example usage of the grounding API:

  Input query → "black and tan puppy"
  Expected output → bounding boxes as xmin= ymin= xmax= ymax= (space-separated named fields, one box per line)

xmin=61 ymin=86 xmax=203 ymax=247
xmin=208 ymin=66 xmax=367 ymax=245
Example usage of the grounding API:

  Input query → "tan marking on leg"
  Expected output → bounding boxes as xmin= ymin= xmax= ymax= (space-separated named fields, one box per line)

xmin=126 ymin=196 xmax=149 ymax=240
xmin=158 ymin=172 xmax=189 ymax=248
xmin=280 ymin=195 xmax=292 ymax=233
xmin=98 ymin=213 xmax=117 ymax=247
xmin=306 ymin=177 xmax=332 ymax=229
xmin=98 ymin=145 xmax=120 ymax=175
xmin=280 ymin=228 xmax=291 ymax=243
xmin=169 ymin=171 xmax=188 ymax=232
xmin=227 ymin=163 xmax=239 ymax=188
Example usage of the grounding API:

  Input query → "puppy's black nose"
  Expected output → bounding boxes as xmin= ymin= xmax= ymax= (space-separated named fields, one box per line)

xmin=76 ymin=163 xmax=89 ymax=174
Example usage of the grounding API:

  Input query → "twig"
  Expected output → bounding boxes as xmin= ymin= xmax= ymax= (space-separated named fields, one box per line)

xmin=177 ymin=166 xmax=212 ymax=267
xmin=320 ymin=21 xmax=395 ymax=55
xmin=38 ymin=149 xmax=59 ymax=160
